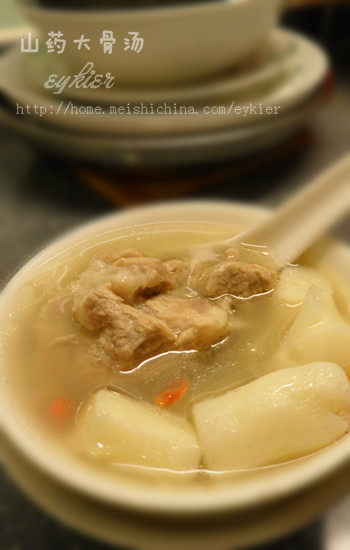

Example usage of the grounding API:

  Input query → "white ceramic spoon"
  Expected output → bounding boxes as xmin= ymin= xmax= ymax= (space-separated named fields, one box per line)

xmin=221 ymin=153 xmax=350 ymax=269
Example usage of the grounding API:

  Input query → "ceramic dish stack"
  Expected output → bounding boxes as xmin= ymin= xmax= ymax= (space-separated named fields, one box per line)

xmin=0 ymin=1 xmax=329 ymax=166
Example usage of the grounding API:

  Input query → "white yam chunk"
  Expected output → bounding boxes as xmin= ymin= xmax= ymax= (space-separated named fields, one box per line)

xmin=76 ymin=389 xmax=201 ymax=470
xmin=276 ymin=266 xmax=332 ymax=306
xmin=284 ymin=287 xmax=350 ymax=374
xmin=192 ymin=362 xmax=350 ymax=470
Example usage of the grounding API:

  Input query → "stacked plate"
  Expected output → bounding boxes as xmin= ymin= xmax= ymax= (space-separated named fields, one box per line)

xmin=0 ymin=28 xmax=329 ymax=167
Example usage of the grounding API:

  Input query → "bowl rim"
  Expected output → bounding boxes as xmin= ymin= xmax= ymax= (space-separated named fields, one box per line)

xmin=0 ymin=200 xmax=349 ymax=516
xmin=16 ymin=0 xmax=276 ymax=20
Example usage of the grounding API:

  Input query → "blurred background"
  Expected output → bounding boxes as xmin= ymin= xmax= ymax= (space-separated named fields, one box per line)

xmin=0 ymin=0 xmax=349 ymax=548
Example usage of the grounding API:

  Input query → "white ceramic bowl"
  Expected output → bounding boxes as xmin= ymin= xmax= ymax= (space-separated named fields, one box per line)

xmin=0 ymin=202 xmax=349 ymax=549
xmin=17 ymin=0 xmax=282 ymax=87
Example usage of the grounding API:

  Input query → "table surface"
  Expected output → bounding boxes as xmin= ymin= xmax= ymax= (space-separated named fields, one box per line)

xmin=0 ymin=7 xmax=349 ymax=550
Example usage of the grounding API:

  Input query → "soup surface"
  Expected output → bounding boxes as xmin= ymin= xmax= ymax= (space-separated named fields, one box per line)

xmin=4 ymin=221 xmax=350 ymax=480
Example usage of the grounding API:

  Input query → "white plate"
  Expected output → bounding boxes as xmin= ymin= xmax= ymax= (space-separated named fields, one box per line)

xmin=0 ymin=28 xmax=328 ymax=136
xmin=23 ymin=29 xmax=290 ymax=105
xmin=0 ymin=83 xmax=325 ymax=167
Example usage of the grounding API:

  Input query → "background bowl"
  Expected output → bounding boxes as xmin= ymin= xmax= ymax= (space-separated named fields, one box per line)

xmin=17 ymin=0 xmax=282 ymax=87
xmin=0 ymin=201 xmax=349 ymax=548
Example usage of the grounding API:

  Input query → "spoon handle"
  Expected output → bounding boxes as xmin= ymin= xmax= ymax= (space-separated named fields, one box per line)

xmin=226 ymin=154 xmax=350 ymax=269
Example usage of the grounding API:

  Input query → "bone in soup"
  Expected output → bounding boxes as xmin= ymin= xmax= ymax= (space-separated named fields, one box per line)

xmin=5 ymin=221 xmax=350 ymax=475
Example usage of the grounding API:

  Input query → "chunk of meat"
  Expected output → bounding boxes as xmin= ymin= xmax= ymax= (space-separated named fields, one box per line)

xmin=74 ymin=286 xmax=174 ymax=367
xmin=163 ymin=260 xmax=190 ymax=288
xmin=72 ymin=248 xmax=189 ymax=306
xmin=69 ymin=247 xmax=269 ymax=367
xmin=145 ymin=294 xmax=233 ymax=350
xmin=108 ymin=256 xmax=178 ymax=303
xmin=200 ymin=260 xmax=277 ymax=299
xmin=70 ymin=249 xmax=143 ymax=303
